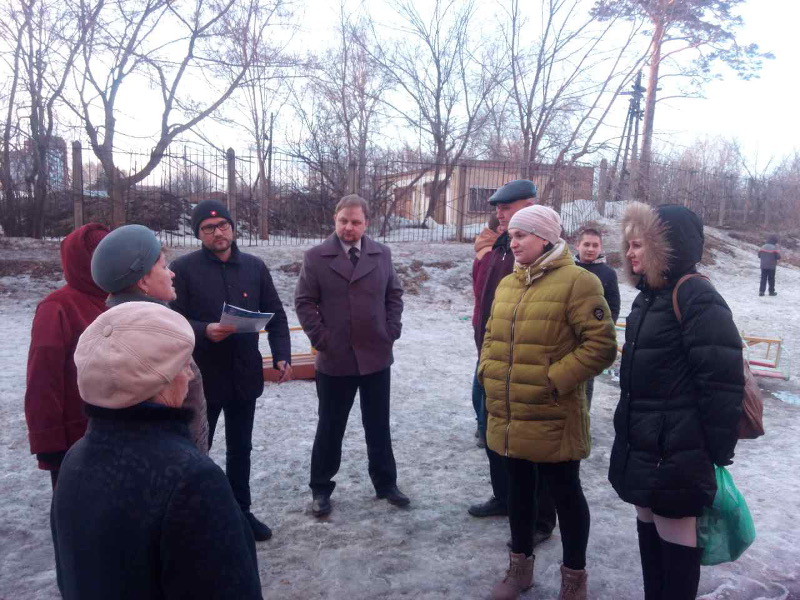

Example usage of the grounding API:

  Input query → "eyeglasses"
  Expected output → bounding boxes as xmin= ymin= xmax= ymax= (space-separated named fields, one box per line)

xmin=199 ymin=221 xmax=231 ymax=235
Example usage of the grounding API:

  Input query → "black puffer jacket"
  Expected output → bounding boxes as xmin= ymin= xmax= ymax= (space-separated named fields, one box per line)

xmin=51 ymin=403 xmax=262 ymax=599
xmin=608 ymin=203 xmax=743 ymax=517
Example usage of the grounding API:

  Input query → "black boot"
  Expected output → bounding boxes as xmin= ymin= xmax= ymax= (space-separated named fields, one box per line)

xmin=637 ymin=520 xmax=662 ymax=600
xmin=661 ymin=539 xmax=701 ymax=599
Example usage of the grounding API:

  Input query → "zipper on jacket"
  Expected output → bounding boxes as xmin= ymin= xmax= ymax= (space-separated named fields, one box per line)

xmin=504 ymin=284 xmax=528 ymax=457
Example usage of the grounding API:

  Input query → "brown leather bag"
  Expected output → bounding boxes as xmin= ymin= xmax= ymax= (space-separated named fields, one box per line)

xmin=672 ymin=273 xmax=765 ymax=440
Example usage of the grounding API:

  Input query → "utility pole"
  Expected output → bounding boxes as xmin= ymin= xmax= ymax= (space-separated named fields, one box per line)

xmin=614 ymin=71 xmax=646 ymax=201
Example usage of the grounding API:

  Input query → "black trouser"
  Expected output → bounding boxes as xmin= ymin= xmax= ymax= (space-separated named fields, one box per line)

xmin=505 ymin=457 xmax=589 ymax=570
xmin=207 ymin=395 xmax=257 ymax=512
xmin=486 ymin=446 xmax=557 ymax=535
xmin=310 ymin=368 xmax=397 ymax=496
xmin=759 ymin=268 xmax=776 ymax=294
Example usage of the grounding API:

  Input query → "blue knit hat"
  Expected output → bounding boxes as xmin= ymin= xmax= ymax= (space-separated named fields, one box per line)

xmin=91 ymin=225 xmax=162 ymax=293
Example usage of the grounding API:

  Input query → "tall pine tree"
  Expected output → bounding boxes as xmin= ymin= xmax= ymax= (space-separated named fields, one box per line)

xmin=592 ymin=0 xmax=772 ymax=201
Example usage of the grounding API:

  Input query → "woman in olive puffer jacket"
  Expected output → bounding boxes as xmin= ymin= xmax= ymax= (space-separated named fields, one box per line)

xmin=609 ymin=202 xmax=744 ymax=600
xmin=479 ymin=205 xmax=617 ymax=600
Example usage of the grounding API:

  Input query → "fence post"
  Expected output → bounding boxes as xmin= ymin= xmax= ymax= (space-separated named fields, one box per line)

xmin=456 ymin=163 xmax=467 ymax=242
xmin=72 ymin=142 xmax=84 ymax=230
xmin=597 ymin=159 xmax=608 ymax=216
xmin=347 ymin=160 xmax=357 ymax=194
xmin=226 ymin=148 xmax=237 ymax=227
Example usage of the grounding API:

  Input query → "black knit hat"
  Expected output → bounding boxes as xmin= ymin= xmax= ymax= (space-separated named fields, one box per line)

xmin=191 ymin=199 xmax=233 ymax=238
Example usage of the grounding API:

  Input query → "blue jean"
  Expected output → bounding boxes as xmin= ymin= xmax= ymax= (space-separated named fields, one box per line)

xmin=472 ymin=362 xmax=486 ymax=435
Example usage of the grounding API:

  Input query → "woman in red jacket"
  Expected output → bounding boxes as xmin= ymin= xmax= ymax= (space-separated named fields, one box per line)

xmin=24 ymin=223 xmax=109 ymax=488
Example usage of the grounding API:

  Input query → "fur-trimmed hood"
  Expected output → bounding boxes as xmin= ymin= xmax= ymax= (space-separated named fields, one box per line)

xmin=621 ymin=202 xmax=704 ymax=290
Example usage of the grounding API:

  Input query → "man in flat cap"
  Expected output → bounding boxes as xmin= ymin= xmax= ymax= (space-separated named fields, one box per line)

xmin=170 ymin=199 xmax=292 ymax=542
xmin=295 ymin=194 xmax=407 ymax=518
xmin=469 ymin=180 xmax=557 ymax=547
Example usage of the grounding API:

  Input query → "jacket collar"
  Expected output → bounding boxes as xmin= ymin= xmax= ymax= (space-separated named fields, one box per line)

xmin=321 ymin=233 xmax=382 ymax=283
xmin=85 ymin=402 xmax=193 ymax=437
xmin=201 ymin=241 xmax=241 ymax=264
xmin=106 ymin=292 xmax=168 ymax=308
xmin=514 ymin=239 xmax=573 ymax=285
xmin=574 ymin=253 xmax=607 ymax=266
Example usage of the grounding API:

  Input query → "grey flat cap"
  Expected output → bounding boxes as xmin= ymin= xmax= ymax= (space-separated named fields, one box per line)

xmin=91 ymin=224 xmax=162 ymax=293
xmin=488 ymin=180 xmax=537 ymax=205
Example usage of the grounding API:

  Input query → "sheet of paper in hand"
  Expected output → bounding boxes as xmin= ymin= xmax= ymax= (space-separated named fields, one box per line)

xmin=219 ymin=302 xmax=274 ymax=333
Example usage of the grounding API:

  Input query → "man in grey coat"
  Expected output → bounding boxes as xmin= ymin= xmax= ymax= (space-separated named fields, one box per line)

xmin=295 ymin=194 xmax=408 ymax=517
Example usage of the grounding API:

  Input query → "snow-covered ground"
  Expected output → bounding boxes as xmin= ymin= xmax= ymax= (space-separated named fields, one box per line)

xmin=1 ymin=227 xmax=799 ymax=599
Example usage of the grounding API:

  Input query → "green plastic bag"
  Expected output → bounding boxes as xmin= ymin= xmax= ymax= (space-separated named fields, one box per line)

xmin=696 ymin=466 xmax=756 ymax=566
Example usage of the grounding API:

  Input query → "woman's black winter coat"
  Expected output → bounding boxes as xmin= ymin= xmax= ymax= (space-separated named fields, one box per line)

xmin=51 ymin=403 xmax=262 ymax=599
xmin=608 ymin=204 xmax=744 ymax=518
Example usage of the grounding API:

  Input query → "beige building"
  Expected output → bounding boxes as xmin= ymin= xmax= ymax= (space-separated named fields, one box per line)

xmin=384 ymin=160 xmax=594 ymax=226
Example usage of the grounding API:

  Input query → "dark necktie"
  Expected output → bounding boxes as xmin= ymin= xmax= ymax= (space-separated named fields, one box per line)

xmin=349 ymin=247 xmax=359 ymax=267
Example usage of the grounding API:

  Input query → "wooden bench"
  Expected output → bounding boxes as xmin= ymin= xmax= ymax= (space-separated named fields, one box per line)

xmin=261 ymin=326 xmax=317 ymax=382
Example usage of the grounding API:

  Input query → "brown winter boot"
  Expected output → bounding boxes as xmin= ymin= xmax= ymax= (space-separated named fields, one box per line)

xmin=558 ymin=564 xmax=587 ymax=600
xmin=490 ymin=552 xmax=534 ymax=600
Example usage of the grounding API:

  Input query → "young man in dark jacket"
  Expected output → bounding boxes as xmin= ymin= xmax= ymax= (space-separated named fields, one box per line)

xmin=757 ymin=234 xmax=780 ymax=296
xmin=24 ymin=223 xmax=109 ymax=488
xmin=468 ymin=180 xmax=556 ymax=548
xmin=574 ymin=228 xmax=621 ymax=410
xmin=170 ymin=199 xmax=292 ymax=541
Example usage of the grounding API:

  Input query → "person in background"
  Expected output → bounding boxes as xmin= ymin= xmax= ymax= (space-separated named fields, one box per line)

xmin=471 ymin=214 xmax=503 ymax=448
xmin=468 ymin=180 xmax=555 ymax=553
xmin=90 ymin=224 xmax=208 ymax=453
xmin=51 ymin=302 xmax=262 ymax=599
xmin=171 ymin=199 xmax=292 ymax=542
xmin=480 ymin=205 xmax=617 ymax=600
xmin=24 ymin=223 xmax=109 ymax=489
xmin=295 ymin=194 xmax=407 ymax=518
xmin=574 ymin=227 xmax=621 ymax=410
xmin=757 ymin=233 xmax=780 ymax=296
xmin=609 ymin=203 xmax=744 ymax=600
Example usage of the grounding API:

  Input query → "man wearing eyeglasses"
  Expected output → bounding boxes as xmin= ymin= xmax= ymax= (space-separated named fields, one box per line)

xmin=170 ymin=199 xmax=292 ymax=542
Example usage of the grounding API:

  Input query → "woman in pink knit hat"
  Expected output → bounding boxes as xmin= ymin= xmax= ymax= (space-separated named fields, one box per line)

xmin=51 ymin=302 xmax=262 ymax=599
xmin=478 ymin=205 xmax=617 ymax=600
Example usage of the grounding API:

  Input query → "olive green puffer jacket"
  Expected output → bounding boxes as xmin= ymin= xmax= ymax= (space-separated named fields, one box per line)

xmin=478 ymin=241 xmax=618 ymax=463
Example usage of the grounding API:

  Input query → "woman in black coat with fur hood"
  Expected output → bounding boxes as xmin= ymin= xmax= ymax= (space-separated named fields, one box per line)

xmin=609 ymin=203 xmax=743 ymax=600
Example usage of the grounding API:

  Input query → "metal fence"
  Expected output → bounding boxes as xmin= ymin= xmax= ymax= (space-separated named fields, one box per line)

xmin=8 ymin=143 xmax=799 ymax=244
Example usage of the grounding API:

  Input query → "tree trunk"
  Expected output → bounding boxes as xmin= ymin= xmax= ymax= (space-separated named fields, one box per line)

xmin=636 ymin=16 xmax=664 ymax=204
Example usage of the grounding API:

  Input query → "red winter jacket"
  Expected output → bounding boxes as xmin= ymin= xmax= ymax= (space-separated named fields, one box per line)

xmin=25 ymin=224 xmax=109 ymax=470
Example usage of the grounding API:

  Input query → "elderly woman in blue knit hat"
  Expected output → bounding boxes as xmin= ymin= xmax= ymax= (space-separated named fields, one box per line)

xmin=478 ymin=205 xmax=617 ymax=600
xmin=91 ymin=224 xmax=209 ymax=453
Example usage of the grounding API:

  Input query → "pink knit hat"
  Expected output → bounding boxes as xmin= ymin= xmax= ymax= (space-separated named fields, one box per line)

xmin=75 ymin=302 xmax=195 ymax=409
xmin=507 ymin=205 xmax=562 ymax=244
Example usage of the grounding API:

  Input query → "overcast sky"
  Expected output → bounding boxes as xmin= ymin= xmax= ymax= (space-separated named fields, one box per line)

xmin=288 ymin=0 xmax=798 ymax=165
xmin=647 ymin=0 xmax=799 ymax=165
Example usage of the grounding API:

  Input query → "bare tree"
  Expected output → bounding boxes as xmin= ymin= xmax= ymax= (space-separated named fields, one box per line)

xmin=365 ymin=0 xmax=501 ymax=223
xmin=286 ymin=5 xmax=392 ymax=199
xmin=500 ymin=0 xmax=647 ymax=208
xmin=0 ymin=0 xmax=100 ymax=236
xmin=592 ymin=0 xmax=773 ymax=202
xmin=67 ymin=0 xmax=281 ymax=228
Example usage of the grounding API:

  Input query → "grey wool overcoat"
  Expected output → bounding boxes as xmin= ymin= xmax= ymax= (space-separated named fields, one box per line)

xmin=295 ymin=234 xmax=403 ymax=376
